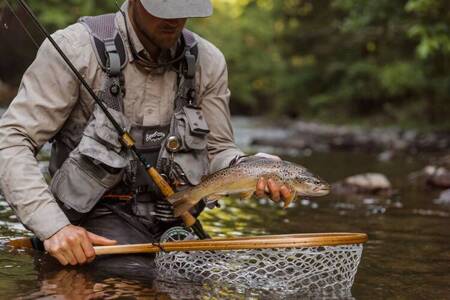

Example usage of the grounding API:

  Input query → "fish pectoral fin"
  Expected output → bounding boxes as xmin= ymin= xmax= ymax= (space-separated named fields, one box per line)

xmin=283 ymin=190 xmax=297 ymax=208
xmin=238 ymin=191 xmax=254 ymax=201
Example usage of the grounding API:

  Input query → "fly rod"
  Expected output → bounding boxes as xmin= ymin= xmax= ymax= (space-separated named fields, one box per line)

xmin=10 ymin=0 xmax=209 ymax=240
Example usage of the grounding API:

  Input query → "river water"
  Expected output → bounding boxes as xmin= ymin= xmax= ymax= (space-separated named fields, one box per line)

xmin=0 ymin=117 xmax=449 ymax=299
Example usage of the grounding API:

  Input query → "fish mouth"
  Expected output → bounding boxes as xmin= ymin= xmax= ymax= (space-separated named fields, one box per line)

xmin=312 ymin=185 xmax=331 ymax=196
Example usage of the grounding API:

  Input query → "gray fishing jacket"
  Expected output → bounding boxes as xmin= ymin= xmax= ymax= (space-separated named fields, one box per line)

xmin=0 ymin=6 xmax=244 ymax=240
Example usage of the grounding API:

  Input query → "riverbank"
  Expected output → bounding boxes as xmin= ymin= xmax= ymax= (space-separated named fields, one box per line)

xmin=250 ymin=119 xmax=450 ymax=156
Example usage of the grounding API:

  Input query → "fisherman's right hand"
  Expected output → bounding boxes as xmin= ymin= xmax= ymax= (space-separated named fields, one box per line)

xmin=44 ymin=225 xmax=117 ymax=266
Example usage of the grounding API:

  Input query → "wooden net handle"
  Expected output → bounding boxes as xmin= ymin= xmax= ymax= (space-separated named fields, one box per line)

xmin=94 ymin=233 xmax=368 ymax=255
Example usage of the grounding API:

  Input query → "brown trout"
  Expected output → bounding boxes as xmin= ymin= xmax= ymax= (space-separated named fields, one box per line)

xmin=168 ymin=158 xmax=330 ymax=217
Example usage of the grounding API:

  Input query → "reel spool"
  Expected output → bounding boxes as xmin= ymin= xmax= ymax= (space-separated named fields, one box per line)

xmin=160 ymin=226 xmax=197 ymax=243
xmin=154 ymin=199 xmax=179 ymax=223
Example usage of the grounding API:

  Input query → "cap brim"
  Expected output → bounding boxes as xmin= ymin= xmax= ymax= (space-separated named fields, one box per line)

xmin=140 ymin=0 xmax=213 ymax=19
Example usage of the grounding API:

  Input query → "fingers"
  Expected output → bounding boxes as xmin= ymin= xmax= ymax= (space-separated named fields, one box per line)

xmin=280 ymin=185 xmax=294 ymax=208
xmin=267 ymin=179 xmax=281 ymax=202
xmin=62 ymin=245 xmax=78 ymax=266
xmin=44 ymin=225 xmax=109 ymax=266
xmin=255 ymin=177 xmax=266 ymax=198
xmin=80 ymin=233 xmax=96 ymax=263
xmin=280 ymin=185 xmax=291 ymax=199
xmin=52 ymin=252 xmax=69 ymax=266
xmin=44 ymin=238 xmax=73 ymax=266
xmin=68 ymin=236 xmax=88 ymax=265
xmin=254 ymin=152 xmax=282 ymax=161
xmin=87 ymin=232 xmax=117 ymax=246
xmin=255 ymin=177 xmax=293 ymax=206
xmin=85 ymin=232 xmax=116 ymax=263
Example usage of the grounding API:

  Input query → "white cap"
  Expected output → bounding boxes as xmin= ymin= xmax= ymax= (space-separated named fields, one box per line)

xmin=140 ymin=0 xmax=213 ymax=19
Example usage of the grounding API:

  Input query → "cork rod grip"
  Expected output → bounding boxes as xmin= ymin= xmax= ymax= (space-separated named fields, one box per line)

xmin=147 ymin=167 xmax=197 ymax=227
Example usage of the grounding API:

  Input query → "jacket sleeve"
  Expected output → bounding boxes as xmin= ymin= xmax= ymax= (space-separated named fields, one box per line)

xmin=0 ymin=30 xmax=82 ymax=240
xmin=197 ymin=41 xmax=245 ymax=173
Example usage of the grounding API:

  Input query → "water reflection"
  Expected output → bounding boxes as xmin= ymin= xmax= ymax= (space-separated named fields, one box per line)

xmin=21 ymin=270 xmax=163 ymax=299
xmin=14 ymin=266 xmax=356 ymax=300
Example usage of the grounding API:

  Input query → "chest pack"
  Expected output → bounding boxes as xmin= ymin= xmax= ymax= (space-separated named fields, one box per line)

xmin=48 ymin=13 xmax=209 ymax=223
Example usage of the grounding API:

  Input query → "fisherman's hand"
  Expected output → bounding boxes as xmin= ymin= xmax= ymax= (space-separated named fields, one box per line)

xmin=254 ymin=153 xmax=293 ymax=206
xmin=256 ymin=177 xmax=293 ymax=205
xmin=254 ymin=152 xmax=282 ymax=161
xmin=44 ymin=225 xmax=117 ymax=266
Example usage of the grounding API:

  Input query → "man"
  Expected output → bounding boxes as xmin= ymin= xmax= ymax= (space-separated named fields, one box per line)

xmin=0 ymin=0 xmax=292 ymax=267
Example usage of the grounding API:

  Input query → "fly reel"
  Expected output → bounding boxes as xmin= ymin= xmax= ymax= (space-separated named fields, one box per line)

xmin=160 ymin=226 xmax=197 ymax=243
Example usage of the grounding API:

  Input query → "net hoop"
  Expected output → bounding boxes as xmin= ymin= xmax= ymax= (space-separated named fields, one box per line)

xmin=9 ymin=233 xmax=367 ymax=255
xmin=154 ymin=233 xmax=368 ymax=295
xmin=95 ymin=232 xmax=367 ymax=255
xmin=158 ymin=232 xmax=368 ymax=251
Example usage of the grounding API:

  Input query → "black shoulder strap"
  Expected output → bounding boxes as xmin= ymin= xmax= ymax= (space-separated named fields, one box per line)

xmin=180 ymin=29 xmax=199 ymax=106
xmin=182 ymin=29 xmax=198 ymax=58
xmin=78 ymin=14 xmax=128 ymax=75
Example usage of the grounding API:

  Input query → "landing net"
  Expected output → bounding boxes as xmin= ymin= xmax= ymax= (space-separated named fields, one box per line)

xmin=154 ymin=233 xmax=366 ymax=295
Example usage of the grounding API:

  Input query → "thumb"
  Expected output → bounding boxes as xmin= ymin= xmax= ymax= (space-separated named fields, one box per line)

xmin=255 ymin=152 xmax=282 ymax=161
xmin=86 ymin=232 xmax=117 ymax=246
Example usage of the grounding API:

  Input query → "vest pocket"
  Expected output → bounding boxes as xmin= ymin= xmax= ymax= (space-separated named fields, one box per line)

xmin=161 ymin=106 xmax=210 ymax=185
xmin=50 ymin=152 xmax=124 ymax=213
xmin=175 ymin=107 xmax=209 ymax=151
xmin=50 ymin=105 xmax=130 ymax=213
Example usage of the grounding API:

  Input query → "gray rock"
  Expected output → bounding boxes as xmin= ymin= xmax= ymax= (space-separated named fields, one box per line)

xmin=253 ymin=119 xmax=450 ymax=154
xmin=423 ymin=165 xmax=450 ymax=188
xmin=344 ymin=173 xmax=391 ymax=190
xmin=333 ymin=173 xmax=393 ymax=195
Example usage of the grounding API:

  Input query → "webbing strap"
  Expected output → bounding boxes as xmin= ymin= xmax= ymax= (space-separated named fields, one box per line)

xmin=79 ymin=14 xmax=128 ymax=72
xmin=79 ymin=14 xmax=128 ymax=112
xmin=104 ymin=39 xmax=121 ymax=76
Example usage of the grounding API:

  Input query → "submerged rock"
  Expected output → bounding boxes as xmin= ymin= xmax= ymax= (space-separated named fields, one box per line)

xmin=333 ymin=173 xmax=393 ymax=196
xmin=434 ymin=189 xmax=450 ymax=205
xmin=423 ymin=165 xmax=450 ymax=188
xmin=408 ymin=154 xmax=450 ymax=188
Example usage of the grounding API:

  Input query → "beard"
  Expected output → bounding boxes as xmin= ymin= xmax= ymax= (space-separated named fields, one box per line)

xmin=140 ymin=25 xmax=182 ymax=50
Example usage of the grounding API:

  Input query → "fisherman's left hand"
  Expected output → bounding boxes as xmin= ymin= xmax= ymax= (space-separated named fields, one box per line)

xmin=253 ymin=153 xmax=293 ymax=205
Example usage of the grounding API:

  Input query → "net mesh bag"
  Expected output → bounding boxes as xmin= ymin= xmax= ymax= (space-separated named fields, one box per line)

xmin=155 ymin=244 xmax=363 ymax=295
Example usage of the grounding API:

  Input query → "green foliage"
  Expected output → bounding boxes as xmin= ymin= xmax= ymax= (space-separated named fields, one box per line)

xmin=189 ymin=0 xmax=284 ymax=114
xmin=268 ymin=0 xmax=449 ymax=128
xmin=1 ymin=0 xmax=449 ymax=129
xmin=379 ymin=62 xmax=425 ymax=97
xmin=29 ymin=0 xmax=117 ymax=30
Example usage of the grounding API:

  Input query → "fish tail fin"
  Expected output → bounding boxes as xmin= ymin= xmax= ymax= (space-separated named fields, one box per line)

xmin=167 ymin=190 xmax=200 ymax=217
xmin=173 ymin=200 xmax=197 ymax=217
xmin=167 ymin=190 xmax=190 ymax=204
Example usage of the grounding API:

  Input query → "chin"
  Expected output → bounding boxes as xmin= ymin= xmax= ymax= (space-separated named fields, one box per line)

xmin=155 ymin=34 xmax=179 ymax=49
